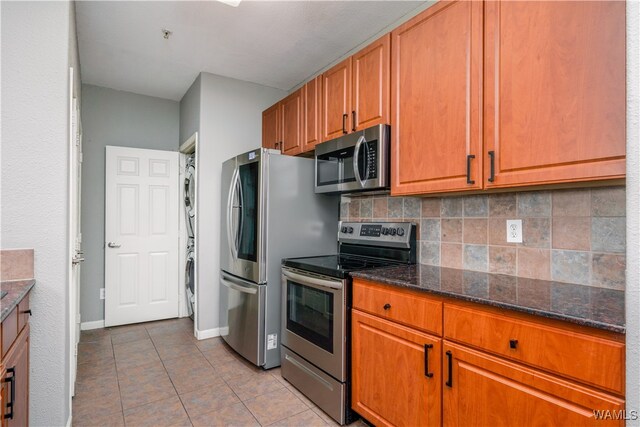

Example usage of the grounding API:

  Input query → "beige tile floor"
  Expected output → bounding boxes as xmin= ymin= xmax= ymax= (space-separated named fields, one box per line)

xmin=72 ymin=318 xmax=368 ymax=427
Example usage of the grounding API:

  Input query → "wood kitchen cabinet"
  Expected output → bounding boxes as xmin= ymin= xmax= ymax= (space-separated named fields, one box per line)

xmin=391 ymin=0 xmax=483 ymax=195
xmin=1 ymin=292 xmax=31 ymax=427
xmin=443 ymin=341 xmax=624 ymax=427
xmin=351 ymin=310 xmax=441 ymax=427
xmin=302 ymin=75 xmax=322 ymax=152
xmin=262 ymin=103 xmax=280 ymax=151
xmin=322 ymin=34 xmax=390 ymax=142
xmin=280 ymin=88 xmax=304 ymax=156
xmin=483 ymin=0 xmax=626 ymax=188
xmin=322 ymin=57 xmax=352 ymax=142
xmin=391 ymin=0 xmax=625 ymax=196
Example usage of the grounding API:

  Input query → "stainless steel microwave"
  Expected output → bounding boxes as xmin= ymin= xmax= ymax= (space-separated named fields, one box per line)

xmin=314 ymin=124 xmax=390 ymax=194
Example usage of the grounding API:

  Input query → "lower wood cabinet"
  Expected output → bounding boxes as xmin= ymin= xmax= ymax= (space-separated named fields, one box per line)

xmin=351 ymin=309 xmax=441 ymax=427
xmin=351 ymin=279 xmax=626 ymax=427
xmin=1 ymin=326 xmax=30 ymax=427
xmin=443 ymin=341 xmax=624 ymax=427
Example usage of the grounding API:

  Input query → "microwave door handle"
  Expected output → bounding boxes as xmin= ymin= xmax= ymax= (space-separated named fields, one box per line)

xmin=352 ymin=135 xmax=366 ymax=188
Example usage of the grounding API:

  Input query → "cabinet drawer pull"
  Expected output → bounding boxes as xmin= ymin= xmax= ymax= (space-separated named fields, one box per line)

xmin=466 ymin=154 xmax=475 ymax=185
xmin=4 ymin=367 xmax=15 ymax=420
xmin=424 ymin=344 xmax=433 ymax=378
xmin=351 ymin=111 xmax=356 ymax=132
xmin=445 ymin=351 xmax=453 ymax=388
xmin=488 ymin=151 xmax=495 ymax=182
xmin=22 ymin=309 xmax=32 ymax=316
xmin=509 ymin=339 xmax=518 ymax=349
xmin=342 ymin=114 xmax=348 ymax=134
xmin=383 ymin=303 xmax=391 ymax=310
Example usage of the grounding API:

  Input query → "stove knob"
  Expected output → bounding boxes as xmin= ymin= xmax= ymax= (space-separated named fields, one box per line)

xmin=389 ymin=228 xmax=397 ymax=236
xmin=341 ymin=226 xmax=347 ymax=233
xmin=347 ymin=226 xmax=354 ymax=234
xmin=397 ymin=227 xmax=405 ymax=237
xmin=381 ymin=227 xmax=389 ymax=235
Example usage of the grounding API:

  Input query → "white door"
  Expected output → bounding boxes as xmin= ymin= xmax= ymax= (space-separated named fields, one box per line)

xmin=69 ymin=67 xmax=83 ymax=397
xmin=105 ymin=146 xmax=180 ymax=327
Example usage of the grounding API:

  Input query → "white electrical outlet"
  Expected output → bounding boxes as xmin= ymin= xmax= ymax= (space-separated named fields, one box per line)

xmin=506 ymin=220 xmax=523 ymax=243
xmin=100 ymin=288 xmax=105 ymax=300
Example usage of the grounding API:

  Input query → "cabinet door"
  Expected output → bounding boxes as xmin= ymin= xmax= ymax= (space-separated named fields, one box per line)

xmin=262 ymin=103 xmax=280 ymax=150
xmin=322 ymin=57 xmax=352 ymax=141
xmin=391 ymin=1 xmax=483 ymax=195
xmin=280 ymin=88 xmax=303 ymax=156
xmin=443 ymin=341 xmax=625 ymax=427
xmin=352 ymin=34 xmax=390 ymax=131
xmin=484 ymin=0 xmax=625 ymax=188
xmin=3 ymin=326 xmax=29 ymax=427
xmin=302 ymin=76 xmax=322 ymax=153
xmin=352 ymin=310 xmax=441 ymax=427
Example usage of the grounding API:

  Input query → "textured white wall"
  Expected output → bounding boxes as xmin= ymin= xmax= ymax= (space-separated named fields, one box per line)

xmin=194 ymin=72 xmax=286 ymax=332
xmin=626 ymin=1 xmax=640 ymax=423
xmin=1 ymin=1 xmax=76 ymax=425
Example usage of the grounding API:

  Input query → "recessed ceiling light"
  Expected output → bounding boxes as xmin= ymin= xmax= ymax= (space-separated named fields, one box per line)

xmin=217 ymin=0 xmax=241 ymax=7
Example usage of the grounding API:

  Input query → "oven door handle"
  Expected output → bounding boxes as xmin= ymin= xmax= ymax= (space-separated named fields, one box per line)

xmin=282 ymin=269 xmax=343 ymax=290
xmin=352 ymin=135 xmax=367 ymax=188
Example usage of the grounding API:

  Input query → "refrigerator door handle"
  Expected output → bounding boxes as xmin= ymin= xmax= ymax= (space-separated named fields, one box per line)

xmin=226 ymin=168 xmax=240 ymax=260
xmin=220 ymin=273 xmax=258 ymax=295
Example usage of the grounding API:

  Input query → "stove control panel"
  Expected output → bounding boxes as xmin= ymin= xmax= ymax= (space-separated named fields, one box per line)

xmin=338 ymin=221 xmax=415 ymax=248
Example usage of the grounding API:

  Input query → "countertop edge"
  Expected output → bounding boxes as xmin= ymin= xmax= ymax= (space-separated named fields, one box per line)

xmin=1 ymin=279 xmax=35 ymax=323
xmin=351 ymin=271 xmax=625 ymax=334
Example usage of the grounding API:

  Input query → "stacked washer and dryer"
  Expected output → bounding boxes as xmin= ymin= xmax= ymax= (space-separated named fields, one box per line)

xmin=184 ymin=154 xmax=196 ymax=318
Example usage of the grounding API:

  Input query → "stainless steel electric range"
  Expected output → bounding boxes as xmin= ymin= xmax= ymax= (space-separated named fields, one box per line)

xmin=280 ymin=221 xmax=417 ymax=425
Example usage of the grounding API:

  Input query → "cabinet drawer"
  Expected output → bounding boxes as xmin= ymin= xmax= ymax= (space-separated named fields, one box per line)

xmin=353 ymin=279 xmax=442 ymax=336
xmin=2 ymin=308 xmax=18 ymax=358
xmin=18 ymin=294 xmax=29 ymax=332
xmin=444 ymin=304 xmax=625 ymax=395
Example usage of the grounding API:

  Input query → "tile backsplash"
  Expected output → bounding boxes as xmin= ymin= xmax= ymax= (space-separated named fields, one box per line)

xmin=340 ymin=187 xmax=626 ymax=290
xmin=0 ymin=249 xmax=35 ymax=281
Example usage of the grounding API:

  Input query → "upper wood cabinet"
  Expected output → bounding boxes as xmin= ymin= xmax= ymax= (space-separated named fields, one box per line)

xmin=483 ymin=0 xmax=626 ymax=188
xmin=322 ymin=57 xmax=352 ymax=141
xmin=352 ymin=34 xmax=390 ymax=132
xmin=391 ymin=1 xmax=483 ymax=195
xmin=262 ymin=103 xmax=280 ymax=151
xmin=303 ymin=76 xmax=322 ymax=152
xmin=322 ymin=34 xmax=390 ymax=142
xmin=391 ymin=0 xmax=625 ymax=196
xmin=280 ymin=88 xmax=304 ymax=156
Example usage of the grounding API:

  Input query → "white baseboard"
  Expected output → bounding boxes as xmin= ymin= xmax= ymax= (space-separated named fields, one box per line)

xmin=196 ymin=327 xmax=220 ymax=340
xmin=80 ymin=320 xmax=105 ymax=330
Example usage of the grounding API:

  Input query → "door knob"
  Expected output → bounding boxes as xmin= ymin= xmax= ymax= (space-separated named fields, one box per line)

xmin=107 ymin=242 xmax=121 ymax=248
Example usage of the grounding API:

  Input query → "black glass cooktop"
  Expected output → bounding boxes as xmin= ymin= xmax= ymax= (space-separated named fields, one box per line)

xmin=282 ymin=254 xmax=403 ymax=279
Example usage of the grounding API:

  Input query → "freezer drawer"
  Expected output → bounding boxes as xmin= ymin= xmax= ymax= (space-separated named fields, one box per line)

xmin=219 ymin=271 xmax=265 ymax=366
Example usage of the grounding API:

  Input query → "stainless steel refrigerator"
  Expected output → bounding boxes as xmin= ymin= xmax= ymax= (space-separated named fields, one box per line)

xmin=219 ymin=148 xmax=339 ymax=369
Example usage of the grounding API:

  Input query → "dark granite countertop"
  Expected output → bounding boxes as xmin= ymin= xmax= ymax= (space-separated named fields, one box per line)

xmin=351 ymin=264 xmax=625 ymax=334
xmin=0 ymin=279 xmax=35 ymax=323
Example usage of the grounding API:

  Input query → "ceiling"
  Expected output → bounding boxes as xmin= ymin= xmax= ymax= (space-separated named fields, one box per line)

xmin=75 ymin=1 xmax=425 ymax=101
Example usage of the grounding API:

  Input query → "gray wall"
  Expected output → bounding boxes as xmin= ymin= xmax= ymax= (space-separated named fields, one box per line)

xmin=80 ymin=84 xmax=180 ymax=322
xmin=180 ymin=72 xmax=286 ymax=333
xmin=180 ymin=74 xmax=201 ymax=144
xmin=1 ymin=1 xmax=78 ymax=424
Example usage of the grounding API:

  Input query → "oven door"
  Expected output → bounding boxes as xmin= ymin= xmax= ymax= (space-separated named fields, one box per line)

xmin=315 ymin=124 xmax=389 ymax=194
xmin=281 ymin=267 xmax=346 ymax=381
